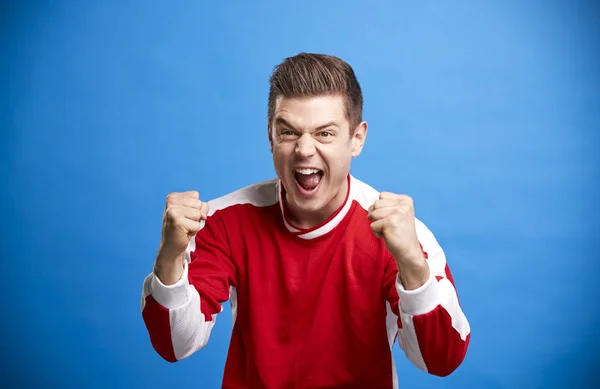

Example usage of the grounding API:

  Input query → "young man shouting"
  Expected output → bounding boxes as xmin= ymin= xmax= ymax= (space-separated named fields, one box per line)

xmin=141 ymin=53 xmax=471 ymax=389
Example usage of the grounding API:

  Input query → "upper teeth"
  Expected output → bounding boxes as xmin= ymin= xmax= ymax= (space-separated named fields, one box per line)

xmin=296 ymin=168 xmax=320 ymax=175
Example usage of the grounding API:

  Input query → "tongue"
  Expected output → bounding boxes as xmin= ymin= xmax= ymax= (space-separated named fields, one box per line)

xmin=296 ymin=173 xmax=321 ymax=190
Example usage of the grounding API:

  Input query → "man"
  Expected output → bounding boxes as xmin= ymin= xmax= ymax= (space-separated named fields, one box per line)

xmin=140 ymin=53 xmax=471 ymax=388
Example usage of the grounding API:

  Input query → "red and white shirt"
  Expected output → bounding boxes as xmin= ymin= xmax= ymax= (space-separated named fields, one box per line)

xmin=141 ymin=175 xmax=471 ymax=389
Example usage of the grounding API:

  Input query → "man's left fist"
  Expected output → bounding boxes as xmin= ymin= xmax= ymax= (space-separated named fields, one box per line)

xmin=368 ymin=192 xmax=423 ymax=264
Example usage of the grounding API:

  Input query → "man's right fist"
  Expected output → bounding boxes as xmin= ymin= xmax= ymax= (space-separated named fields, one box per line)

xmin=158 ymin=190 xmax=209 ymax=262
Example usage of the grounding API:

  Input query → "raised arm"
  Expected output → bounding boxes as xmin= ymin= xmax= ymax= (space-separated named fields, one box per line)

xmin=369 ymin=192 xmax=470 ymax=376
xmin=383 ymin=218 xmax=471 ymax=376
xmin=140 ymin=191 xmax=237 ymax=362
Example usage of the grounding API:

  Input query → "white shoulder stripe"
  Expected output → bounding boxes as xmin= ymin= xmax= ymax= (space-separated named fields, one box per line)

xmin=350 ymin=175 xmax=381 ymax=211
xmin=185 ymin=179 xmax=279 ymax=263
xmin=207 ymin=178 xmax=280 ymax=216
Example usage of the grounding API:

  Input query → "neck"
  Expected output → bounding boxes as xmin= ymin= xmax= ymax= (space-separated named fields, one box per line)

xmin=284 ymin=176 xmax=349 ymax=230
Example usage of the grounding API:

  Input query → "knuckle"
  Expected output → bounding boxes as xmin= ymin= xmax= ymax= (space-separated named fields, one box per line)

xmin=166 ymin=192 xmax=176 ymax=204
xmin=165 ymin=207 xmax=180 ymax=221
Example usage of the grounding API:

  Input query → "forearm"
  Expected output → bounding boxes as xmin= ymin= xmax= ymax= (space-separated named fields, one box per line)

xmin=154 ymin=248 xmax=186 ymax=285
xmin=141 ymin=260 xmax=215 ymax=362
xmin=142 ymin=208 xmax=236 ymax=363
xmin=396 ymin=252 xmax=430 ymax=290
xmin=396 ymin=273 xmax=470 ymax=376
xmin=393 ymin=220 xmax=471 ymax=376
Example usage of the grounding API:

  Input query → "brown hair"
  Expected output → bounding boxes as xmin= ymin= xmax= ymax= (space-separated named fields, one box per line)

xmin=268 ymin=53 xmax=363 ymax=133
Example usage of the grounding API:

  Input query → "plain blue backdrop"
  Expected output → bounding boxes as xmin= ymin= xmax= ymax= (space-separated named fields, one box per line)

xmin=2 ymin=1 xmax=599 ymax=388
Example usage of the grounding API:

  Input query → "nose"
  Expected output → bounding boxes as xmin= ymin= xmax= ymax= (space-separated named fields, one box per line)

xmin=295 ymin=133 xmax=317 ymax=158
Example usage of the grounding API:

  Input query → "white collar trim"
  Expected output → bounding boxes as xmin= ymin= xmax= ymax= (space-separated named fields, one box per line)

xmin=277 ymin=175 xmax=356 ymax=240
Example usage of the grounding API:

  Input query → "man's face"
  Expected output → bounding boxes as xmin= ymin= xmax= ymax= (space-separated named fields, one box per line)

xmin=269 ymin=95 xmax=367 ymax=223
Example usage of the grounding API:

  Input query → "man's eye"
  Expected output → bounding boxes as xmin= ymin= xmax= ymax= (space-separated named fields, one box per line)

xmin=320 ymin=131 xmax=332 ymax=137
xmin=281 ymin=130 xmax=295 ymax=136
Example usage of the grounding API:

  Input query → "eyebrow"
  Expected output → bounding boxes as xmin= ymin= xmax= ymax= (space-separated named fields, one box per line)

xmin=274 ymin=117 xmax=339 ymax=131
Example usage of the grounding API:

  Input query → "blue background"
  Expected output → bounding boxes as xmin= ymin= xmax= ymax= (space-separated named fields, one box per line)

xmin=2 ymin=1 xmax=599 ymax=388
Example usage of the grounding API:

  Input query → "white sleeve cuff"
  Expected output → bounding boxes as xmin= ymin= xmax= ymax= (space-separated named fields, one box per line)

xmin=150 ymin=260 xmax=192 ymax=309
xmin=396 ymin=272 xmax=440 ymax=316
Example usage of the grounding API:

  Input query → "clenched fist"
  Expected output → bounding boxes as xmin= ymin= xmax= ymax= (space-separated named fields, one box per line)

xmin=368 ymin=192 xmax=429 ymax=289
xmin=155 ymin=191 xmax=209 ymax=284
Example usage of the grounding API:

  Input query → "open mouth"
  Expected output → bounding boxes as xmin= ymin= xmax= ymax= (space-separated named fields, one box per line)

xmin=294 ymin=168 xmax=324 ymax=194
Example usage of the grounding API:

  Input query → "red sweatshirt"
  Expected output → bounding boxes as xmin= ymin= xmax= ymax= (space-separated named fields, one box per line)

xmin=141 ymin=175 xmax=471 ymax=388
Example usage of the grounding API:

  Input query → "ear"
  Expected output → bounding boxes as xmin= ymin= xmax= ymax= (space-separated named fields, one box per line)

xmin=351 ymin=121 xmax=368 ymax=158
xmin=268 ymin=123 xmax=273 ymax=153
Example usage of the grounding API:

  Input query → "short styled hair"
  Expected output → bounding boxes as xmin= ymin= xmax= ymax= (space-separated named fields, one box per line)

xmin=268 ymin=53 xmax=363 ymax=132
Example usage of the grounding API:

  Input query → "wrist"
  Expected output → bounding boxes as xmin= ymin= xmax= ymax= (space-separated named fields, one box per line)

xmin=156 ymin=243 xmax=185 ymax=265
xmin=395 ymin=243 xmax=424 ymax=264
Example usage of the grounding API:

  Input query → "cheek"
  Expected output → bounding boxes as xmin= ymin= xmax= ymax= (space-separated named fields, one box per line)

xmin=272 ymin=146 xmax=291 ymax=170
xmin=320 ymin=146 xmax=351 ymax=172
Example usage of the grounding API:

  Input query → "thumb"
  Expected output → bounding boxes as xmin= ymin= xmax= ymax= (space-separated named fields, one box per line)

xmin=200 ymin=202 xmax=210 ymax=219
xmin=370 ymin=219 xmax=385 ymax=239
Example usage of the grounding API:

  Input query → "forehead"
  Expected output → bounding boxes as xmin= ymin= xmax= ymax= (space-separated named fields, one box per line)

xmin=274 ymin=95 xmax=347 ymax=128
